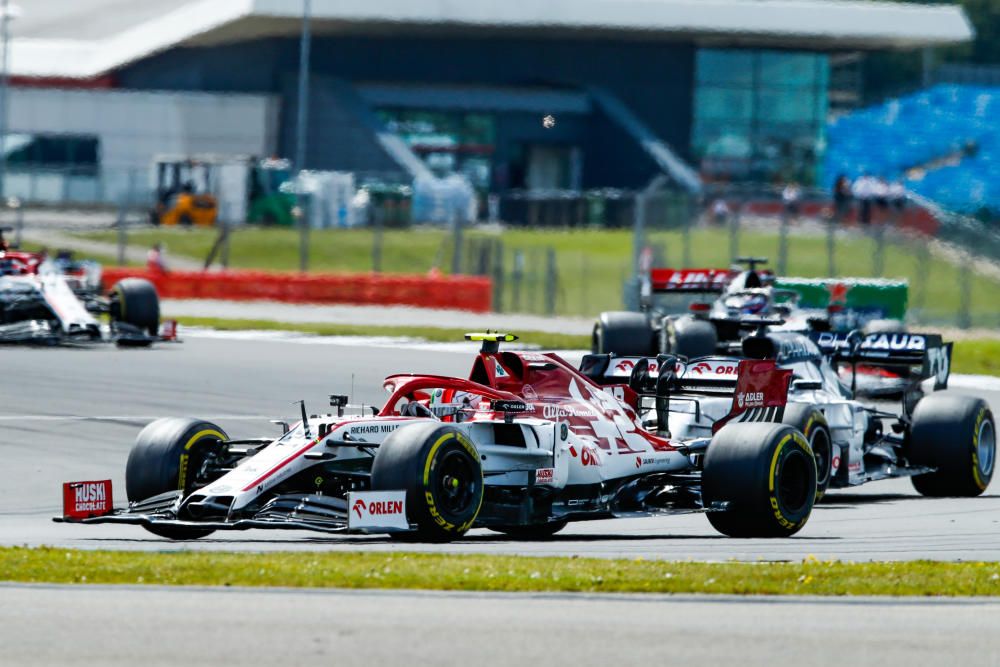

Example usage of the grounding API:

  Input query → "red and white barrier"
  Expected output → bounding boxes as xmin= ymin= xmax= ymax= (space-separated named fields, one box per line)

xmin=102 ymin=268 xmax=493 ymax=313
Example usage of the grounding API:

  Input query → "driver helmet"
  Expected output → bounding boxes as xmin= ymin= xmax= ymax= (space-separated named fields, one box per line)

xmin=429 ymin=388 xmax=482 ymax=423
xmin=740 ymin=293 xmax=769 ymax=315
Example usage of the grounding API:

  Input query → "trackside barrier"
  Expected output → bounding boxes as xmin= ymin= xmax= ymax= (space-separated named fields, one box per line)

xmin=102 ymin=268 xmax=493 ymax=313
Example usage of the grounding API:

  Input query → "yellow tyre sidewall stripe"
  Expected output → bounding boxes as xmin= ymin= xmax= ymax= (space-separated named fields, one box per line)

xmin=972 ymin=408 xmax=988 ymax=491
xmin=422 ymin=431 xmax=483 ymax=533
xmin=768 ymin=431 xmax=813 ymax=530
xmin=177 ymin=428 xmax=226 ymax=492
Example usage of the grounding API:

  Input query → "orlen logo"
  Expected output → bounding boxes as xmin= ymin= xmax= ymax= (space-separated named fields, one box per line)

xmin=691 ymin=361 xmax=737 ymax=376
xmin=614 ymin=359 xmax=657 ymax=374
xmin=571 ymin=445 xmax=602 ymax=467
xmin=615 ymin=360 xmax=635 ymax=373
xmin=737 ymin=391 xmax=766 ymax=409
xmin=353 ymin=497 xmax=403 ymax=518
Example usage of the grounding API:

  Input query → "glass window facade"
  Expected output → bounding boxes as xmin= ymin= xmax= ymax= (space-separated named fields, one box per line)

xmin=376 ymin=109 xmax=497 ymax=190
xmin=693 ymin=49 xmax=829 ymax=185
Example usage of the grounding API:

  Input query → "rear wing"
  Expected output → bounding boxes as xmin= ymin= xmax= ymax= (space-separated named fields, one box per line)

xmin=579 ymin=354 xmax=791 ymax=435
xmin=649 ymin=268 xmax=734 ymax=294
xmin=810 ymin=331 xmax=952 ymax=390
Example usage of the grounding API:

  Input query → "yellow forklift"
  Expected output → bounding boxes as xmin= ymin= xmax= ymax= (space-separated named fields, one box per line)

xmin=150 ymin=156 xmax=219 ymax=226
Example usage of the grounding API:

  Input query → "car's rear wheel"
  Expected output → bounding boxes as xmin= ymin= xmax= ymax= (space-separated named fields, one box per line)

xmin=909 ymin=394 xmax=995 ymax=497
xmin=781 ymin=404 xmax=833 ymax=500
xmin=371 ymin=423 xmax=483 ymax=542
xmin=592 ymin=311 xmax=655 ymax=357
xmin=660 ymin=315 xmax=718 ymax=358
xmin=126 ymin=417 xmax=228 ymax=540
xmin=703 ymin=423 xmax=816 ymax=537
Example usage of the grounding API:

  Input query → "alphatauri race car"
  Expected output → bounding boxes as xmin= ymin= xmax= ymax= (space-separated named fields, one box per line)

xmin=594 ymin=327 xmax=994 ymax=500
xmin=594 ymin=257 xmax=906 ymax=360
xmin=0 ymin=229 xmax=168 ymax=345
xmin=57 ymin=333 xmax=820 ymax=541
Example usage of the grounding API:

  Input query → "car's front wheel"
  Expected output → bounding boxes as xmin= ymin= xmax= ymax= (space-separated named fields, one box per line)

xmin=371 ymin=423 xmax=483 ymax=542
xmin=125 ymin=417 xmax=228 ymax=540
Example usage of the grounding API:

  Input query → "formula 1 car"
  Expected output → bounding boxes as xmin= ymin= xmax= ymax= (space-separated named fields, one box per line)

xmin=57 ymin=333 xmax=819 ymax=541
xmin=590 ymin=327 xmax=994 ymax=499
xmin=593 ymin=257 xmax=906 ymax=360
xmin=0 ymin=228 xmax=166 ymax=345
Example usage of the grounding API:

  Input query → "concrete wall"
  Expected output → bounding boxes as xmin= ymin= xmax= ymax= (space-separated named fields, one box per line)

xmin=6 ymin=86 xmax=278 ymax=203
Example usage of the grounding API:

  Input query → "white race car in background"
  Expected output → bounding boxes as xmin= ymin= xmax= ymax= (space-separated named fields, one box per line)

xmin=588 ymin=329 xmax=995 ymax=499
xmin=0 ymin=234 xmax=169 ymax=346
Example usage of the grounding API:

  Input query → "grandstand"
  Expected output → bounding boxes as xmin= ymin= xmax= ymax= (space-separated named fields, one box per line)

xmin=825 ymin=85 xmax=1000 ymax=218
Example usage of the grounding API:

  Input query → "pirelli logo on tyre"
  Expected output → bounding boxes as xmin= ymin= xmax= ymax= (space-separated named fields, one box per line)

xmin=768 ymin=432 xmax=813 ymax=531
xmin=422 ymin=431 xmax=483 ymax=534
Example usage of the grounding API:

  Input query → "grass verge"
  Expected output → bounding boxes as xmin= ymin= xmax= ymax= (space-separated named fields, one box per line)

xmin=173 ymin=316 xmax=591 ymax=351
xmin=3 ymin=547 xmax=1000 ymax=596
xmin=952 ymin=339 xmax=1000 ymax=378
xmin=79 ymin=226 xmax=1000 ymax=325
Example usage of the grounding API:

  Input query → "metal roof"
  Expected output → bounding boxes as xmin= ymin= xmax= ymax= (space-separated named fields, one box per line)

xmin=10 ymin=0 xmax=974 ymax=79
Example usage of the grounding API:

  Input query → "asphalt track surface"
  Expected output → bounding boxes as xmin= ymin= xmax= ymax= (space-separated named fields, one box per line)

xmin=3 ymin=333 xmax=1000 ymax=561
xmin=4 ymin=583 xmax=1000 ymax=667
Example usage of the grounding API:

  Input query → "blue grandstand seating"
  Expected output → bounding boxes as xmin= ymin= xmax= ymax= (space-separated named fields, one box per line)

xmin=824 ymin=85 xmax=1000 ymax=214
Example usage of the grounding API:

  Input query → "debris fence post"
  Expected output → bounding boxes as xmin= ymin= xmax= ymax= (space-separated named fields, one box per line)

xmin=957 ymin=257 xmax=972 ymax=330
xmin=220 ymin=220 xmax=231 ymax=269
xmin=450 ymin=209 xmax=464 ymax=276
xmin=512 ymin=249 xmax=524 ymax=313
xmin=372 ymin=205 xmax=383 ymax=273
xmin=729 ymin=200 xmax=741 ymax=263
xmin=777 ymin=210 xmax=789 ymax=275
xmin=544 ymin=247 xmax=557 ymax=315
xmin=826 ymin=218 xmax=836 ymax=276
xmin=492 ymin=240 xmax=504 ymax=313
xmin=872 ymin=223 xmax=886 ymax=278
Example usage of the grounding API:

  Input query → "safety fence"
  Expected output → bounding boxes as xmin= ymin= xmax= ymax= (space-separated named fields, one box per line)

xmin=101 ymin=268 xmax=492 ymax=313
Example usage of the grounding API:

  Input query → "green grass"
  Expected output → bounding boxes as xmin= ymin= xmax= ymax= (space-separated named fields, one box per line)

xmin=953 ymin=339 xmax=1000 ymax=377
xmin=4 ymin=547 xmax=1000 ymax=596
xmin=173 ymin=316 xmax=590 ymax=350
xmin=79 ymin=226 xmax=1000 ymax=326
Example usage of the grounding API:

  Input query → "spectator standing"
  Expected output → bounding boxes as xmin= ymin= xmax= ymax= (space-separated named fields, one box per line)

xmin=782 ymin=182 xmax=802 ymax=218
xmin=852 ymin=173 xmax=878 ymax=225
xmin=711 ymin=198 xmax=730 ymax=225
xmin=832 ymin=174 xmax=852 ymax=223
xmin=147 ymin=243 xmax=167 ymax=273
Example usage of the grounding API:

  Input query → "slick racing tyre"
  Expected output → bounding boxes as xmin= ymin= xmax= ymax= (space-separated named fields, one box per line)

xmin=592 ymin=311 xmax=655 ymax=357
xmin=909 ymin=394 xmax=995 ymax=497
xmin=125 ymin=418 xmax=229 ymax=539
xmin=490 ymin=519 xmax=568 ymax=540
xmin=371 ymin=423 xmax=483 ymax=542
xmin=781 ymin=404 xmax=833 ymax=500
xmin=703 ymin=423 xmax=816 ymax=537
xmin=109 ymin=278 xmax=161 ymax=338
xmin=659 ymin=315 xmax=718 ymax=358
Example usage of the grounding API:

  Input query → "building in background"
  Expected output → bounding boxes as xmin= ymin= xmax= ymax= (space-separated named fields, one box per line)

xmin=7 ymin=0 xmax=971 ymax=206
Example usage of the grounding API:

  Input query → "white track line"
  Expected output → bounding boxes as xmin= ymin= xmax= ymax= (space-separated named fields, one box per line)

xmin=0 ymin=415 xmax=276 ymax=422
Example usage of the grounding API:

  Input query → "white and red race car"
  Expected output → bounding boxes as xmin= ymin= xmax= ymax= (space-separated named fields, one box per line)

xmin=57 ymin=333 xmax=818 ymax=541
xmin=0 ymin=229 xmax=173 ymax=346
